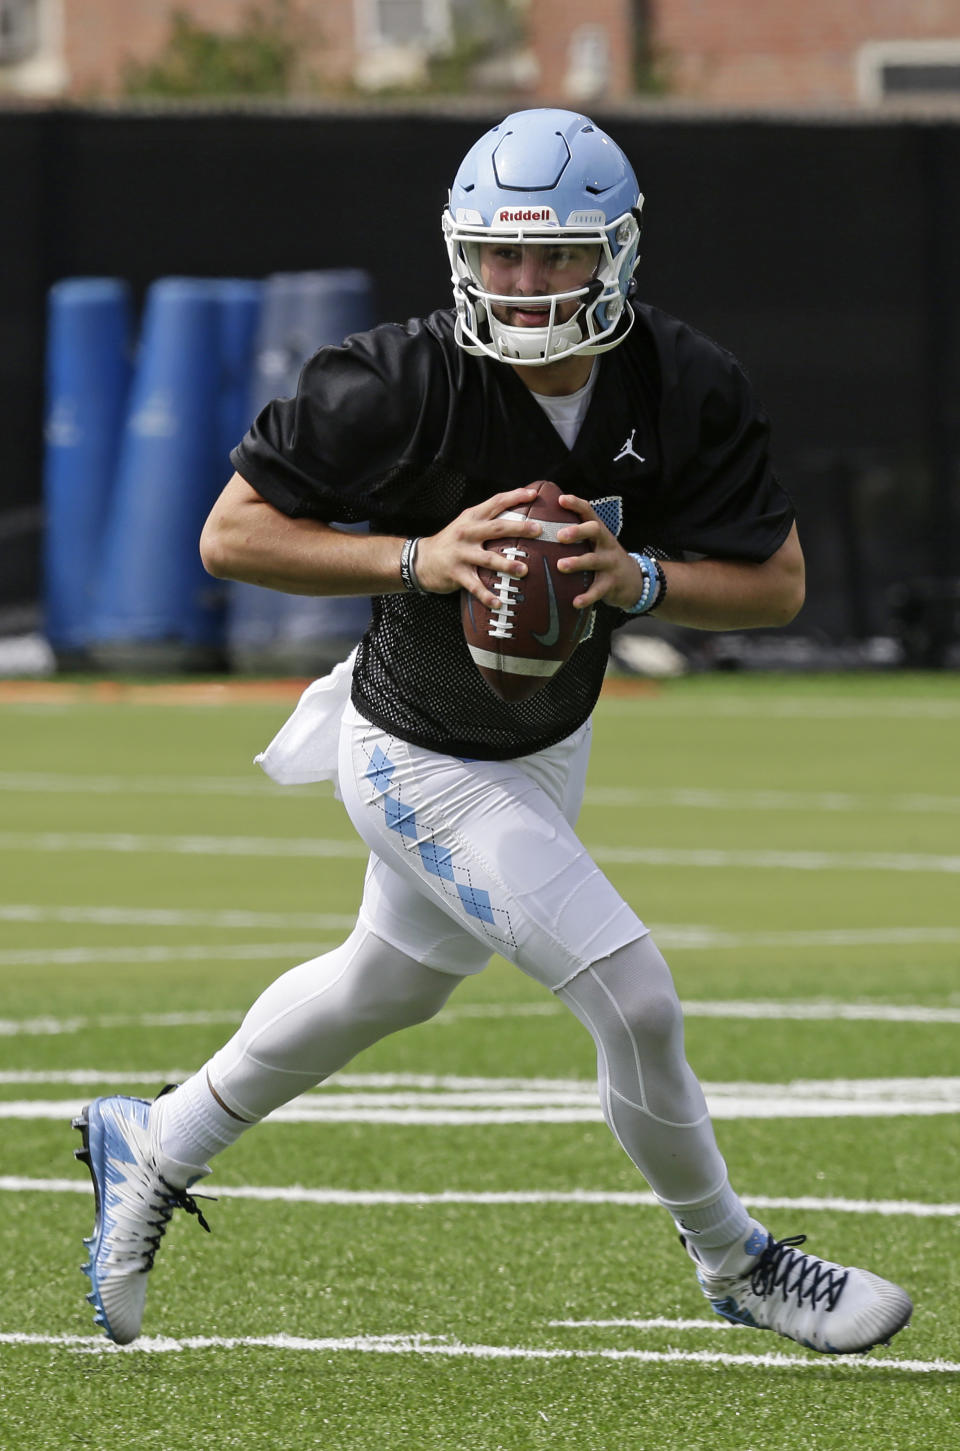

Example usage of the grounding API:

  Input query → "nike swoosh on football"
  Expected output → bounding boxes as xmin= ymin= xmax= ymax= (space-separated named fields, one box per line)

xmin=532 ymin=557 xmax=560 ymax=648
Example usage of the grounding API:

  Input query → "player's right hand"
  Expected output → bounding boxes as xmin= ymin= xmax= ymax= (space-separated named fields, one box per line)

xmin=415 ymin=487 xmax=542 ymax=609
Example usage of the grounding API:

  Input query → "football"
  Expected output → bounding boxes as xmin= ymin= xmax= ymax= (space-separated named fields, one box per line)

xmin=461 ymin=479 xmax=592 ymax=702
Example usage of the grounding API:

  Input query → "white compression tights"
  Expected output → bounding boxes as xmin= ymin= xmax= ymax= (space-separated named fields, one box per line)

xmin=184 ymin=927 xmax=736 ymax=1229
xmin=205 ymin=926 xmax=459 ymax=1119
xmin=557 ymin=936 xmax=731 ymax=1210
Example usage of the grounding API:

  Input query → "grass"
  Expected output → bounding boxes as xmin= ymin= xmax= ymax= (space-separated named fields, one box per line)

xmin=0 ymin=671 xmax=958 ymax=1449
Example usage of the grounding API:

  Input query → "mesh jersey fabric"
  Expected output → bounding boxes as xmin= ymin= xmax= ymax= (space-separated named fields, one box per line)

xmin=231 ymin=303 xmax=795 ymax=760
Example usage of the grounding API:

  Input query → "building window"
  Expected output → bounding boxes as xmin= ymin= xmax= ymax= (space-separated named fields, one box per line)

xmin=0 ymin=0 xmax=39 ymax=64
xmin=377 ymin=0 xmax=428 ymax=45
xmin=354 ymin=0 xmax=452 ymax=88
xmin=564 ymin=25 xmax=612 ymax=101
xmin=364 ymin=0 xmax=451 ymax=49
xmin=858 ymin=40 xmax=960 ymax=104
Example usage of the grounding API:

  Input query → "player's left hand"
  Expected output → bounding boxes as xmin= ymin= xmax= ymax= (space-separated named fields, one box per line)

xmin=555 ymin=494 xmax=647 ymax=611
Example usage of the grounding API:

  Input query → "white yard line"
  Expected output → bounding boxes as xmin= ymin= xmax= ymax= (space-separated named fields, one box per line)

xmin=0 ymin=1010 xmax=245 ymax=1036
xmin=683 ymin=1001 xmax=960 ymax=1023
xmin=658 ymin=926 xmax=960 ymax=949
xmin=2 ymin=904 xmax=958 ymax=952
xmin=4 ymin=1075 xmax=959 ymax=1121
xmin=2 ymin=829 xmax=960 ymax=873
xmin=0 ymin=772 xmax=283 ymax=796
xmin=4 ymin=771 xmax=960 ymax=815
xmin=583 ymin=786 xmax=960 ymax=815
xmin=0 ymin=1003 xmax=564 ymax=1037
xmin=232 ymin=1098 xmax=960 ymax=1122
xmin=550 ymin=1318 xmax=735 ymax=1329
xmin=2 ymin=998 xmax=959 ymax=1038
xmin=0 ymin=904 xmax=355 ymax=930
xmin=593 ymin=845 xmax=960 ymax=874
xmin=600 ymin=696 xmax=960 ymax=720
xmin=0 ymin=831 xmax=366 ymax=860
xmin=0 ymin=942 xmax=334 ymax=967
xmin=0 ymin=1070 xmax=199 ymax=1085
xmin=2 ymin=930 xmax=960 ymax=969
xmin=0 ymin=1329 xmax=953 ymax=1371
xmin=4 ymin=1178 xmax=959 ymax=1218
xmin=4 ymin=1104 xmax=954 ymax=1122
xmin=5 ymin=1072 xmax=957 ymax=1100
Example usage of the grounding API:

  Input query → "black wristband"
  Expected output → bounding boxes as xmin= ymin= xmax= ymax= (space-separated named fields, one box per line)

xmin=625 ymin=552 xmax=665 ymax=615
xmin=647 ymin=558 xmax=667 ymax=613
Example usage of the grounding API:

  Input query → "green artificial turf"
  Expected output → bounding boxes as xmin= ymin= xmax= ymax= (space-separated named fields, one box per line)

xmin=0 ymin=672 xmax=957 ymax=1449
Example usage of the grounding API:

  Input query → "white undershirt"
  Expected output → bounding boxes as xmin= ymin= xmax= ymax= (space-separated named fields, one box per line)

xmin=528 ymin=362 xmax=598 ymax=449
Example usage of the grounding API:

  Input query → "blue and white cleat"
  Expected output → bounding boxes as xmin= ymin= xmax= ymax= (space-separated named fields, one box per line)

xmin=684 ymin=1232 xmax=912 ymax=1355
xmin=72 ymin=1095 xmax=212 ymax=1345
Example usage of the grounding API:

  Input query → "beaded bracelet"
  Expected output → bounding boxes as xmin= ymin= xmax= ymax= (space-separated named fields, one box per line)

xmin=625 ymin=552 xmax=667 ymax=615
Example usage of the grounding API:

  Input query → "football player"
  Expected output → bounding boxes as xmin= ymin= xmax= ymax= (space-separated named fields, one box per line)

xmin=73 ymin=108 xmax=911 ymax=1354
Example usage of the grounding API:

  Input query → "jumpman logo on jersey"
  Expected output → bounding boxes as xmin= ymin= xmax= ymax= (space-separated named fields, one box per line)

xmin=614 ymin=428 xmax=645 ymax=463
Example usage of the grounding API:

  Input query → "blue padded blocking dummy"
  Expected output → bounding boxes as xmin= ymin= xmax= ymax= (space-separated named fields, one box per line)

xmin=91 ymin=277 xmax=259 ymax=669
xmin=227 ymin=270 xmax=375 ymax=674
xmin=42 ymin=278 xmax=133 ymax=662
xmin=216 ymin=278 xmax=263 ymax=469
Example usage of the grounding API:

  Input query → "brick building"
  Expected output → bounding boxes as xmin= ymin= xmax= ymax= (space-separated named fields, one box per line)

xmin=647 ymin=0 xmax=960 ymax=107
xmin=2 ymin=0 xmax=960 ymax=106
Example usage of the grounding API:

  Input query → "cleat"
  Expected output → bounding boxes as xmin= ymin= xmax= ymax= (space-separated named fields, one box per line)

xmin=72 ymin=1095 xmax=213 ymax=1345
xmin=684 ymin=1232 xmax=913 ymax=1356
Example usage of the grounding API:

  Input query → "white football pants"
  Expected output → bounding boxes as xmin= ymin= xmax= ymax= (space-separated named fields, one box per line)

xmin=203 ymin=705 xmax=734 ymax=1216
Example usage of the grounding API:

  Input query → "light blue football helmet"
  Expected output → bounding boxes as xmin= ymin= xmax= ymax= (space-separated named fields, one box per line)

xmin=443 ymin=108 xmax=643 ymax=366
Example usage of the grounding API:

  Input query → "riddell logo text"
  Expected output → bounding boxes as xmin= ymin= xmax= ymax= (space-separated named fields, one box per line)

xmin=494 ymin=208 xmax=557 ymax=223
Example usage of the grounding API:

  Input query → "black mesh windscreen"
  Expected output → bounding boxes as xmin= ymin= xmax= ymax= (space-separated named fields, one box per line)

xmin=2 ymin=107 xmax=958 ymax=643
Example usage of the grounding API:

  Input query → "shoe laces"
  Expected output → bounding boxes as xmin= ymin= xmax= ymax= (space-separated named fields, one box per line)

xmin=143 ymin=1179 xmax=213 ymax=1271
xmin=107 ymin=1158 xmax=214 ymax=1272
xmin=751 ymin=1234 xmax=848 ymax=1312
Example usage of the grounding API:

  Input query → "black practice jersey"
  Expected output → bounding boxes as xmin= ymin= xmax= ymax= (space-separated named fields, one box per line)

xmin=231 ymin=303 xmax=794 ymax=760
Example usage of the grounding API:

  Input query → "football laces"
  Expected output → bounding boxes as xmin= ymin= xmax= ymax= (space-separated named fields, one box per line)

xmin=487 ymin=547 xmax=527 ymax=639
